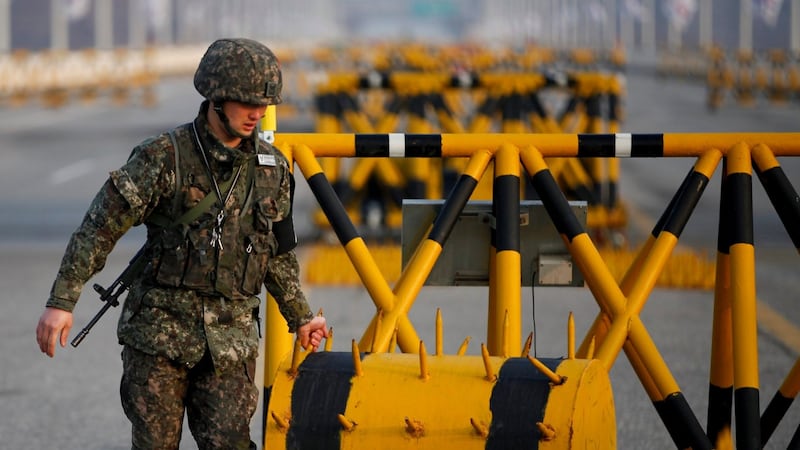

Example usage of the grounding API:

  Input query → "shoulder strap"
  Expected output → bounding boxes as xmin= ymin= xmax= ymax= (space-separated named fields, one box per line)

xmin=168 ymin=130 xmax=182 ymax=217
xmin=147 ymin=128 xmax=239 ymax=229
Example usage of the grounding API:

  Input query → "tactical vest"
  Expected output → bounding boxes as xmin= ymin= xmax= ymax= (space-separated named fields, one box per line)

xmin=146 ymin=122 xmax=285 ymax=300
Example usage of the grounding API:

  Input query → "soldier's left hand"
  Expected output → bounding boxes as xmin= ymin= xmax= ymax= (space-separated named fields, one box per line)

xmin=297 ymin=316 xmax=328 ymax=352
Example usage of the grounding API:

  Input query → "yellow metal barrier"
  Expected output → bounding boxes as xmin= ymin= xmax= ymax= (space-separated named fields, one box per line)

xmin=310 ymin=70 xmax=628 ymax=238
xmin=262 ymin=131 xmax=800 ymax=449
xmin=705 ymin=47 xmax=800 ymax=110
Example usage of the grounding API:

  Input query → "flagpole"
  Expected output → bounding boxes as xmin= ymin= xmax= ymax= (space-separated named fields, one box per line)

xmin=740 ymin=0 xmax=753 ymax=52
xmin=792 ymin=0 xmax=800 ymax=53
xmin=50 ymin=0 xmax=68 ymax=51
xmin=699 ymin=0 xmax=713 ymax=51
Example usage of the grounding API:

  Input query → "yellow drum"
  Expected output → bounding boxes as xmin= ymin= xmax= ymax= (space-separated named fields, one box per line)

xmin=266 ymin=351 xmax=615 ymax=449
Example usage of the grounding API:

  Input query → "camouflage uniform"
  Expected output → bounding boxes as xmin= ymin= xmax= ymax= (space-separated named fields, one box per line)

xmin=46 ymin=39 xmax=311 ymax=449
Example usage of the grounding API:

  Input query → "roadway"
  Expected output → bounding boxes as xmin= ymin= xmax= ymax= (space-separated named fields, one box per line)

xmin=1 ymin=58 xmax=799 ymax=449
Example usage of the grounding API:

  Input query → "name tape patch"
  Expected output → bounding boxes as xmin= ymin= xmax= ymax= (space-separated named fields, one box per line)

xmin=258 ymin=154 xmax=276 ymax=166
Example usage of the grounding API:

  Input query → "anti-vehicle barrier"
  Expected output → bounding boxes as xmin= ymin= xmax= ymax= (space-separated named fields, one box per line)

xmin=261 ymin=131 xmax=800 ymax=449
xmin=706 ymin=48 xmax=800 ymax=111
xmin=311 ymin=70 xmax=627 ymax=241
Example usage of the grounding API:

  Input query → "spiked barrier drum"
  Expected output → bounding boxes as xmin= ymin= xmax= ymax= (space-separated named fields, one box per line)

xmin=265 ymin=347 xmax=615 ymax=449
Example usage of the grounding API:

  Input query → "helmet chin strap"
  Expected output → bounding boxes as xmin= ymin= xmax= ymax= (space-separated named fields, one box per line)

xmin=213 ymin=103 xmax=250 ymax=140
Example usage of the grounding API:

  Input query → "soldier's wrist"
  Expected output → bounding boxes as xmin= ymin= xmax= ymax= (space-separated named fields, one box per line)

xmin=50 ymin=277 xmax=83 ymax=305
xmin=290 ymin=311 xmax=314 ymax=333
xmin=46 ymin=297 xmax=76 ymax=312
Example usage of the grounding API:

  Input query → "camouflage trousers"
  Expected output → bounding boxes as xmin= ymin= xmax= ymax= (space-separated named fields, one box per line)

xmin=120 ymin=345 xmax=258 ymax=450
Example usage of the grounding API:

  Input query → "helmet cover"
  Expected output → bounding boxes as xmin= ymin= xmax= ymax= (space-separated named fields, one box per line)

xmin=194 ymin=38 xmax=282 ymax=105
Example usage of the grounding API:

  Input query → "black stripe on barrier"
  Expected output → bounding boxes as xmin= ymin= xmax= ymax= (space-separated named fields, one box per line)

xmin=405 ymin=134 xmax=443 ymax=157
xmin=717 ymin=160 xmax=733 ymax=254
xmin=707 ymin=384 xmax=733 ymax=445
xmin=755 ymin=166 xmax=800 ymax=249
xmin=662 ymin=171 xmax=709 ymax=237
xmin=494 ymin=175 xmax=520 ymax=252
xmin=578 ymin=134 xmax=665 ymax=157
xmin=653 ymin=392 xmax=714 ymax=450
xmin=608 ymin=94 xmax=620 ymax=121
xmin=502 ymin=94 xmax=524 ymax=121
xmin=286 ymin=352 xmax=359 ymax=450
xmin=529 ymin=94 xmax=547 ymax=118
xmin=315 ymin=93 xmax=339 ymax=116
xmin=631 ymin=134 xmax=664 ymax=157
xmin=728 ymin=173 xmax=754 ymax=246
xmin=531 ymin=171 xmax=584 ymax=241
xmin=577 ymin=134 xmax=615 ymax=157
xmin=358 ymin=71 xmax=390 ymax=89
xmin=449 ymin=72 xmax=480 ymax=88
xmin=486 ymin=357 xmax=562 ymax=450
xmin=760 ymin=391 xmax=794 ymax=447
xmin=353 ymin=134 xmax=444 ymax=158
xmin=408 ymin=95 xmax=427 ymax=118
xmin=654 ymin=169 xmax=692 ymax=238
xmin=735 ymin=387 xmax=761 ymax=450
xmin=790 ymin=428 xmax=800 ymax=448
xmin=338 ymin=92 xmax=360 ymax=113
xmin=355 ymin=134 xmax=389 ymax=157
xmin=307 ymin=173 xmax=359 ymax=245
xmin=477 ymin=96 xmax=499 ymax=116
xmin=608 ymin=181 xmax=618 ymax=208
xmin=429 ymin=175 xmax=477 ymax=246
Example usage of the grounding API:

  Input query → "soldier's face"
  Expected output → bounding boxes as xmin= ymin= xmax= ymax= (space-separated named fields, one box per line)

xmin=221 ymin=101 xmax=267 ymax=137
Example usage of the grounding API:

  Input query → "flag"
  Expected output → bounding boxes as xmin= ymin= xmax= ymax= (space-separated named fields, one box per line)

xmin=756 ymin=0 xmax=784 ymax=27
xmin=624 ymin=0 xmax=646 ymax=20
xmin=664 ymin=0 xmax=697 ymax=31
xmin=63 ymin=0 xmax=90 ymax=21
xmin=588 ymin=2 xmax=608 ymax=23
xmin=146 ymin=0 xmax=170 ymax=32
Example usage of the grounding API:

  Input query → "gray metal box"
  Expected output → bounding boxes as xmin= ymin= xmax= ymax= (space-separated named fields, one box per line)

xmin=401 ymin=200 xmax=586 ymax=287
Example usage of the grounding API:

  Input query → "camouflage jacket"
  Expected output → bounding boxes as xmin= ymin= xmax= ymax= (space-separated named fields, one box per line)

xmin=47 ymin=102 xmax=313 ymax=372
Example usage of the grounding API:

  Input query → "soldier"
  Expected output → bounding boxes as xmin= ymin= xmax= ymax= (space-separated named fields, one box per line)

xmin=35 ymin=38 xmax=328 ymax=449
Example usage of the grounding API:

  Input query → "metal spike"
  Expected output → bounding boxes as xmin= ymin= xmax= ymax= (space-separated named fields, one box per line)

xmin=338 ymin=414 xmax=356 ymax=432
xmin=435 ymin=308 xmax=443 ymax=356
xmin=470 ymin=418 xmax=488 ymax=438
xmin=587 ymin=336 xmax=596 ymax=359
xmin=481 ymin=343 xmax=497 ymax=382
xmin=351 ymin=339 xmax=363 ymax=377
xmin=521 ymin=332 xmax=533 ymax=357
xmin=404 ymin=417 xmax=424 ymax=438
xmin=289 ymin=338 xmax=303 ymax=376
xmin=567 ymin=312 xmax=575 ymax=360
xmin=271 ymin=411 xmax=289 ymax=431
xmin=457 ymin=336 xmax=471 ymax=356
xmin=527 ymin=355 xmax=565 ymax=385
xmin=536 ymin=422 xmax=556 ymax=441
xmin=324 ymin=327 xmax=334 ymax=352
xmin=419 ymin=340 xmax=430 ymax=380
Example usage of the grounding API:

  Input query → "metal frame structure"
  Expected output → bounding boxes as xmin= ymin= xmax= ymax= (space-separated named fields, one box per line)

xmin=263 ymin=131 xmax=800 ymax=449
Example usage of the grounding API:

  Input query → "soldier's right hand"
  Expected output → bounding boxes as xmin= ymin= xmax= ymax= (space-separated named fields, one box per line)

xmin=36 ymin=307 xmax=73 ymax=358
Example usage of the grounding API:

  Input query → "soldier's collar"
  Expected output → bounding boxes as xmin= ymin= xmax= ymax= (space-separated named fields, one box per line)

xmin=195 ymin=108 xmax=251 ymax=165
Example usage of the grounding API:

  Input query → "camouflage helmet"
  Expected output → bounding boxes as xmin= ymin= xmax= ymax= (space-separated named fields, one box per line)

xmin=194 ymin=38 xmax=282 ymax=106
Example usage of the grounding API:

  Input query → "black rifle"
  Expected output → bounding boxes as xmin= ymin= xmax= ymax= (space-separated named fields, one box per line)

xmin=71 ymin=245 xmax=150 ymax=347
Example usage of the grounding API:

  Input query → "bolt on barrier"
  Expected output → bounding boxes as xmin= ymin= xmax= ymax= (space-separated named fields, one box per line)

xmin=261 ymin=131 xmax=800 ymax=450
